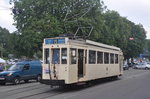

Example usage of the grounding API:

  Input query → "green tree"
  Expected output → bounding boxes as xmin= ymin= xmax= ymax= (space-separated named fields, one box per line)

xmin=101 ymin=10 xmax=146 ymax=59
xmin=10 ymin=0 xmax=105 ymax=58
xmin=126 ymin=24 xmax=146 ymax=59
xmin=0 ymin=27 xmax=11 ymax=58
xmin=10 ymin=0 xmax=146 ymax=59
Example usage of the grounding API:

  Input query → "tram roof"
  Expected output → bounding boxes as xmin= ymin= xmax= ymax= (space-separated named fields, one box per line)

xmin=67 ymin=38 xmax=121 ymax=51
xmin=85 ymin=40 xmax=121 ymax=51
xmin=44 ymin=37 xmax=121 ymax=51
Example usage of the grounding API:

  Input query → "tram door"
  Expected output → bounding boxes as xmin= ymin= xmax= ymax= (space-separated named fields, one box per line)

xmin=78 ymin=49 xmax=84 ymax=77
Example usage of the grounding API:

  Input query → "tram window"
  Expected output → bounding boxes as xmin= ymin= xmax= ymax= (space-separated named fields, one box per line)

xmin=110 ymin=53 xmax=114 ymax=64
xmin=115 ymin=54 xmax=118 ymax=64
xmin=44 ymin=48 xmax=50 ymax=64
xmin=97 ymin=51 xmax=103 ymax=64
xmin=52 ymin=49 xmax=60 ymax=64
xmin=89 ymin=50 xmax=96 ymax=64
xmin=104 ymin=52 xmax=109 ymax=64
xmin=70 ymin=49 xmax=76 ymax=64
xmin=61 ymin=48 xmax=67 ymax=64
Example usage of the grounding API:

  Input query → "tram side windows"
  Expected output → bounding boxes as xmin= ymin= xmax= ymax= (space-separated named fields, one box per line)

xmin=61 ymin=48 xmax=67 ymax=64
xmin=70 ymin=49 xmax=76 ymax=64
xmin=115 ymin=54 xmax=118 ymax=64
xmin=44 ymin=48 xmax=50 ymax=64
xmin=110 ymin=53 xmax=114 ymax=64
xmin=97 ymin=51 xmax=103 ymax=64
xmin=89 ymin=50 xmax=96 ymax=64
xmin=104 ymin=52 xmax=109 ymax=64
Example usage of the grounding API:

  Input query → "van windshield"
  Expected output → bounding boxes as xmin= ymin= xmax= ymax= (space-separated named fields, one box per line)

xmin=8 ymin=64 xmax=23 ymax=71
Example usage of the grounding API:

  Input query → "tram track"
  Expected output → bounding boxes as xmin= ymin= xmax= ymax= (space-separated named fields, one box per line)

xmin=0 ymin=82 xmax=39 ymax=92
xmin=0 ymin=69 xmax=150 ymax=99
xmin=0 ymin=84 xmax=46 ymax=98
xmin=0 ymin=83 xmax=39 ymax=91
xmin=16 ymin=86 xmax=86 ymax=99
xmin=5 ymin=86 xmax=67 ymax=99
xmin=0 ymin=84 xmax=65 ymax=99
xmin=16 ymin=69 xmax=150 ymax=99
xmin=16 ymin=88 xmax=64 ymax=99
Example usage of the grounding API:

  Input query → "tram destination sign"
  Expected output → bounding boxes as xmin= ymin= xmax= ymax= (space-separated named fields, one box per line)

xmin=45 ymin=38 xmax=65 ymax=44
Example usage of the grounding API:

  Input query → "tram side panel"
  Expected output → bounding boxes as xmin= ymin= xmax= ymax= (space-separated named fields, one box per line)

xmin=66 ymin=46 xmax=78 ymax=84
xmin=86 ymin=51 xmax=122 ymax=81
xmin=107 ymin=64 xmax=121 ymax=77
xmin=86 ymin=64 xmax=107 ymax=80
xmin=68 ymin=64 xmax=78 ymax=84
xmin=86 ymin=64 xmax=121 ymax=81
xmin=67 ymin=47 xmax=123 ymax=83
xmin=67 ymin=46 xmax=85 ymax=84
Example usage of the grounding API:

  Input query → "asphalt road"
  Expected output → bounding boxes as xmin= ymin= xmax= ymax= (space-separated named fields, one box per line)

xmin=0 ymin=68 xmax=150 ymax=99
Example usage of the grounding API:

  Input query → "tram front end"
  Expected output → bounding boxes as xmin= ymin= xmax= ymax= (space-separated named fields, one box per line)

xmin=40 ymin=37 xmax=71 ymax=86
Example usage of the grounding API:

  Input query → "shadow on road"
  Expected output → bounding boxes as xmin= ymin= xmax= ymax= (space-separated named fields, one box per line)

xmin=0 ymin=80 xmax=38 ymax=86
xmin=44 ymin=77 xmax=121 ymax=93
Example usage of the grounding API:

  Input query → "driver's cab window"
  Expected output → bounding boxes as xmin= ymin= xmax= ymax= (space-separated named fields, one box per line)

xmin=52 ymin=49 xmax=60 ymax=64
xmin=23 ymin=64 xmax=30 ymax=70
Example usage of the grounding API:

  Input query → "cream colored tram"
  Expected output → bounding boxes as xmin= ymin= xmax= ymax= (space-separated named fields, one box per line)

xmin=40 ymin=37 xmax=123 ymax=86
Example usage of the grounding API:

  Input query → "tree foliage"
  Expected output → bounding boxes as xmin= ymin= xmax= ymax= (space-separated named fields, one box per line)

xmin=0 ymin=27 xmax=12 ymax=58
xmin=102 ymin=11 xmax=146 ymax=59
xmin=8 ymin=0 xmax=146 ymax=59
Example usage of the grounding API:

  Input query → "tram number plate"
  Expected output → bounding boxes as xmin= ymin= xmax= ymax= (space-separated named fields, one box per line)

xmin=44 ymin=69 xmax=50 ymax=74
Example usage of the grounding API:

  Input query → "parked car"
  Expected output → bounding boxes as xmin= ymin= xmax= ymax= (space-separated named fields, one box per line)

xmin=133 ymin=62 xmax=150 ymax=70
xmin=147 ymin=62 xmax=150 ymax=65
xmin=0 ymin=60 xmax=42 ymax=85
xmin=123 ymin=64 xmax=129 ymax=70
xmin=127 ymin=62 xmax=135 ymax=67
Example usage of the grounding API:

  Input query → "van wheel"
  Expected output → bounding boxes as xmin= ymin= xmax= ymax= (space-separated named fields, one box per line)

xmin=24 ymin=80 xmax=29 ymax=83
xmin=37 ymin=75 xmax=42 ymax=82
xmin=13 ymin=77 xmax=20 ymax=85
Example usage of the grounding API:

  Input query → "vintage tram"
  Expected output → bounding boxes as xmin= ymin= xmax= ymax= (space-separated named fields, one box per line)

xmin=40 ymin=36 xmax=123 ymax=86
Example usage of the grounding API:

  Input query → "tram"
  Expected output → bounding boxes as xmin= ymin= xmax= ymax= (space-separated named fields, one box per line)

xmin=40 ymin=36 xmax=123 ymax=86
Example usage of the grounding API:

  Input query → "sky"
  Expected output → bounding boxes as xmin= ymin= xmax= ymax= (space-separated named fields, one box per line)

xmin=104 ymin=0 xmax=150 ymax=39
xmin=0 ymin=0 xmax=150 ymax=39
xmin=0 ymin=0 xmax=16 ymax=32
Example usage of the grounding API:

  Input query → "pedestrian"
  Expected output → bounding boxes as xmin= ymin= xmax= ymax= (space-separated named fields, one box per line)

xmin=0 ymin=63 xmax=4 ymax=72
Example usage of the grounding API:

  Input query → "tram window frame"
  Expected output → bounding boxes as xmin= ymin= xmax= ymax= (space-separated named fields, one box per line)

xmin=52 ymin=49 xmax=60 ymax=64
xmin=97 ymin=51 xmax=103 ymax=64
xmin=110 ymin=53 xmax=114 ymax=64
xmin=61 ymin=48 xmax=67 ymax=64
xmin=44 ymin=48 xmax=50 ymax=64
xmin=89 ymin=50 xmax=96 ymax=64
xmin=85 ymin=50 xmax=87 ymax=64
xmin=115 ymin=54 xmax=118 ymax=64
xmin=70 ymin=48 xmax=77 ymax=64
xmin=104 ymin=52 xmax=109 ymax=64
